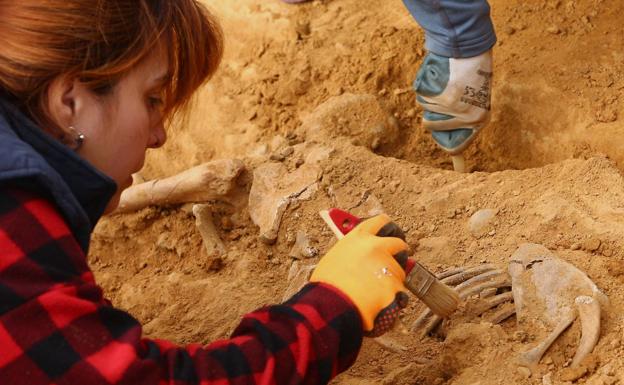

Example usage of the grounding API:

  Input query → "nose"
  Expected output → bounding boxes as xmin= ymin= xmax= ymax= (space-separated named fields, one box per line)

xmin=148 ymin=121 xmax=167 ymax=149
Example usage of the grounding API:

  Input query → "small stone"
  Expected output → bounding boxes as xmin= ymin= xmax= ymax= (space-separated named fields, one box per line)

xmin=542 ymin=372 xmax=553 ymax=385
xmin=517 ymin=366 xmax=531 ymax=378
xmin=281 ymin=146 xmax=294 ymax=157
xmin=513 ymin=330 xmax=529 ymax=342
xmin=488 ymin=230 xmax=496 ymax=236
xmin=547 ymin=25 xmax=561 ymax=34
xmin=571 ymin=243 xmax=581 ymax=250
xmin=406 ymin=108 xmax=416 ymax=118
xmin=468 ymin=208 xmax=498 ymax=238
xmin=560 ymin=366 xmax=588 ymax=382
xmin=504 ymin=26 xmax=516 ymax=35
xmin=602 ymin=248 xmax=613 ymax=257
xmin=583 ymin=238 xmax=602 ymax=252
xmin=378 ymin=88 xmax=388 ymax=96
xmin=371 ymin=137 xmax=381 ymax=151
xmin=608 ymin=338 xmax=621 ymax=349
xmin=270 ymin=152 xmax=286 ymax=162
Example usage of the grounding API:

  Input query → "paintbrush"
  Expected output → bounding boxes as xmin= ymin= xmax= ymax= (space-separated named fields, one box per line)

xmin=319 ymin=208 xmax=459 ymax=318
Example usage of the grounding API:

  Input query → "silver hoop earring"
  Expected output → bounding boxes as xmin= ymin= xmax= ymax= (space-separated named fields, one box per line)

xmin=67 ymin=126 xmax=85 ymax=151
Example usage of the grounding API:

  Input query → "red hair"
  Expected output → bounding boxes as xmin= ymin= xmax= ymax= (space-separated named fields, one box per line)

xmin=0 ymin=0 xmax=223 ymax=135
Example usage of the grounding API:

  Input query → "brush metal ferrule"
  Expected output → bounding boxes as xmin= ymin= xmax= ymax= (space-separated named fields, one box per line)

xmin=405 ymin=262 xmax=436 ymax=299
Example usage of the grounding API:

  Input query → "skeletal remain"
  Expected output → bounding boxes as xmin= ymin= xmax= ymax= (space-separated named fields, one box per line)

xmin=412 ymin=243 xmax=607 ymax=373
xmin=192 ymin=204 xmax=225 ymax=257
xmin=510 ymin=243 xmax=607 ymax=371
xmin=571 ymin=296 xmax=601 ymax=367
xmin=412 ymin=265 xmax=512 ymax=333
xmin=249 ymin=162 xmax=322 ymax=244
xmin=516 ymin=310 xmax=577 ymax=370
xmin=115 ymin=159 xmax=245 ymax=214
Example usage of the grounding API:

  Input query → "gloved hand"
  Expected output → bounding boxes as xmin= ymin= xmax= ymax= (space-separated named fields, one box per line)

xmin=414 ymin=49 xmax=493 ymax=155
xmin=310 ymin=215 xmax=410 ymax=337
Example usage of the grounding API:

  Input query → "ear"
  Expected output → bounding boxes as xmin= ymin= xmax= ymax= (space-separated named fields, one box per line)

xmin=46 ymin=76 xmax=76 ymax=135
xmin=46 ymin=76 xmax=94 ymax=138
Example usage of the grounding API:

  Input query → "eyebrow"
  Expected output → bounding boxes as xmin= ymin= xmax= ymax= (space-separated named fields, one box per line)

xmin=150 ymin=73 xmax=171 ymax=87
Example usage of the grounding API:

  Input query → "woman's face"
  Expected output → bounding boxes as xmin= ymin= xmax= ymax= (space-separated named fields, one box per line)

xmin=53 ymin=48 xmax=169 ymax=212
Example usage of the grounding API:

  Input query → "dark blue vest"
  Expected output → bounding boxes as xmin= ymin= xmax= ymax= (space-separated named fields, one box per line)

xmin=0 ymin=98 xmax=117 ymax=252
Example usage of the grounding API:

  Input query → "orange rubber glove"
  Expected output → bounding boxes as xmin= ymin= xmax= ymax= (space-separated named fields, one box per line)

xmin=310 ymin=214 xmax=410 ymax=336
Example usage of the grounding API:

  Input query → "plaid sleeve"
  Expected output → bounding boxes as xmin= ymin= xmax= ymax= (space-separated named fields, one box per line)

xmin=0 ymin=187 xmax=363 ymax=385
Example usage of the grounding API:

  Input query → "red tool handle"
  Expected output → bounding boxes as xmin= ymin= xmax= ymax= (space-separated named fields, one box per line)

xmin=326 ymin=208 xmax=416 ymax=274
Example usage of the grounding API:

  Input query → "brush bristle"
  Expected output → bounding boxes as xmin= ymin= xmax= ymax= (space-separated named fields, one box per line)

xmin=419 ymin=279 xmax=460 ymax=318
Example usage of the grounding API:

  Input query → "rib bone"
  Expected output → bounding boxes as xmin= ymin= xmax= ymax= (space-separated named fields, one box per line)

xmin=516 ymin=310 xmax=576 ymax=370
xmin=475 ymin=292 xmax=514 ymax=316
xmin=571 ymin=296 xmax=601 ymax=367
xmin=115 ymin=159 xmax=245 ymax=213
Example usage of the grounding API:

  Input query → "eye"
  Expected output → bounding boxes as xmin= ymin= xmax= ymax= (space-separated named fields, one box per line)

xmin=147 ymin=95 xmax=164 ymax=109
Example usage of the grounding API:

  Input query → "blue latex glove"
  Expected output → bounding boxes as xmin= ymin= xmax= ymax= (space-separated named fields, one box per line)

xmin=415 ymin=50 xmax=492 ymax=154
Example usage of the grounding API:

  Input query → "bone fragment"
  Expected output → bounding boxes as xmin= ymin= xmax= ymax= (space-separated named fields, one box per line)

xmin=571 ymin=296 xmax=601 ymax=367
xmin=192 ymin=204 xmax=225 ymax=257
xmin=421 ymin=315 xmax=442 ymax=339
xmin=454 ymin=269 xmax=506 ymax=293
xmin=486 ymin=302 xmax=516 ymax=324
xmin=475 ymin=292 xmax=514 ymax=315
xmin=516 ymin=311 xmax=577 ymax=370
xmin=412 ymin=268 xmax=509 ymax=332
xmin=436 ymin=267 xmax=465 ymax=280
xmin=249 ymin=162 xmax=322 ymax=244
xmin=442 ymin=264 xmax=499 ymax=286
xmin=115 ymin=159 xmax=245 ymax=214
xmin=480 ymin=288 xmax=498 ymax=298
xmin=458 ymin=278 xmax=511 ymax=300
xmin=373 ymin=336 xmax=409 ymax=354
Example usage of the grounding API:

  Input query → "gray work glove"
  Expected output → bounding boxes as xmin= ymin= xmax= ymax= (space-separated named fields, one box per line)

xmin=414 ymin=50 xmax=493 ymax=154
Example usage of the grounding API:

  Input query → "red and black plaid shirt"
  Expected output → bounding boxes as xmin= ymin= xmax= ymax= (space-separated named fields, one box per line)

xmin=0 ymin=187 xmax=363 ymax=384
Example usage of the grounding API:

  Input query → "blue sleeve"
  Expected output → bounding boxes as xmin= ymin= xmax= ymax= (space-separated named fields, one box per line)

xmin=402 ymin=0 xmax=497 ymax=58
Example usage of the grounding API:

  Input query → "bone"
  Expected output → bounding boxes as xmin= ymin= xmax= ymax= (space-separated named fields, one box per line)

xmin=441 ymin=264 xmax=499 ymax=286
xmin=192 ymin=204 xmax=225 ymax=257
xmin=248 ymin=162 xmax=322 ymax=244
xmin=479 ymin=288 xmax=498 ymax=298
xmin=486 ymin=302 xmax=516 ymax=324
xmin=475 ymin=292 xmax=514 ymax=316
xmin=115 ymin=159 xmax=245 ymax=213
xmin=571 ymin=296 xmax=601 ymax=367
xmin=454 ymin=269 xmax=506 ymax=293
xmin=373 ymin=336 xmax=409 ymax=354
xmin=412 ymin=267 xmax=509 ymax=332
xmin=417 ymin=282 xmax=513 ymax=335
xmin=436 ymin=267 xmax=465 ymax=280
xmin=516 ymin=311 xmax=577 ymax=370
xmin=421 ymin=315 xmax=443 ymax=339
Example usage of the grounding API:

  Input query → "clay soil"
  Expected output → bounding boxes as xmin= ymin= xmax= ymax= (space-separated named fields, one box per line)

xmin=90 ymin=1 xmax=624 ymax=384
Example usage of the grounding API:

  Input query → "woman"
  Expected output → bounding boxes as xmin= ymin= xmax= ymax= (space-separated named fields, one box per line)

xmin=0 ymin=1 xmax=409 ymax=384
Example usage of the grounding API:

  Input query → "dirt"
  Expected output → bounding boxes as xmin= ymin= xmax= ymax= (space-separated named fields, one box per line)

xmin=90 ymin=0 xmax=624 ymax=384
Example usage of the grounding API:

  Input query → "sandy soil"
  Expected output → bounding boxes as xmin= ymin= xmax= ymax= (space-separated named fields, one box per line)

xmin=90 ymin=1 xmax=624 ymax=384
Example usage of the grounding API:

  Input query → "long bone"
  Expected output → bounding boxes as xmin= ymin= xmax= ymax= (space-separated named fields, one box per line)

xmin=516 ymin=310 xmax=577 ymax=370
xmin=571 ymin=296 xmax=601 ymax=367
xmin=114 ymin=159 xmax=245 ymax=214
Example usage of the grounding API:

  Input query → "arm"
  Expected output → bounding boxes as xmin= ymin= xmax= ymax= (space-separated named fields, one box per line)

xmin=402 ymin=0 xmax=496 ymax=58
xmin=0 ymin=187 xmax=362 ymax=385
